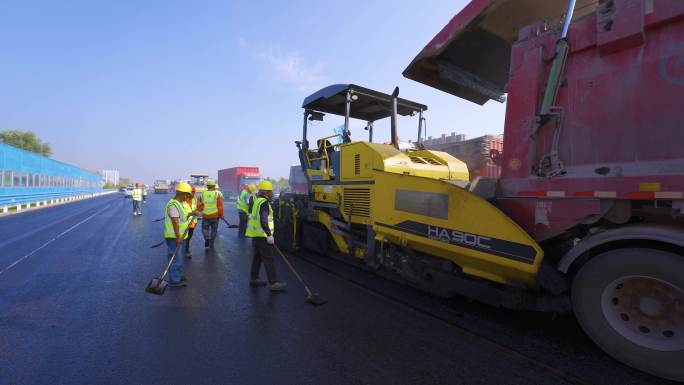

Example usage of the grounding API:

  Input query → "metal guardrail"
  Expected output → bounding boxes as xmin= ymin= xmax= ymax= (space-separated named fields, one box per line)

xmin=0 ymin=190 xmax=117 ymax=214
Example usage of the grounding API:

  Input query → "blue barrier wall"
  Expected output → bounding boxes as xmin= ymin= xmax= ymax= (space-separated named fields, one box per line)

xmin=0 ymin=143 xmax=103 ymax=205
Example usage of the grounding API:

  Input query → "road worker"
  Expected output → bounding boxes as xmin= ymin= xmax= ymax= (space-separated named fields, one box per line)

xmin=199 ymin=179 xmax=224 ymax=249
xmin=164 ymin=182 xmax=199 ymax=287
xmin=142 ymin=185 xmax=148 ymax=204
xmin=247 ymin=183 xmax=257 ymax=212
xmin=184 ymin=184 xmax=200 ymax=258
xmin=132 ymin=183 xmax=143 ymax=216
xmin=246 ymin=180 xmax=287 ymax=291
xmin=236 ymin=184 xmax=250 ymax=238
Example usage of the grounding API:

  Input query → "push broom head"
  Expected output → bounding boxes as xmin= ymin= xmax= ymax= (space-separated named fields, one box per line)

xmin=305 ymin=292 xmax=328 ymax=306
xmin=145 ymin=278 xmax=168 ymax=295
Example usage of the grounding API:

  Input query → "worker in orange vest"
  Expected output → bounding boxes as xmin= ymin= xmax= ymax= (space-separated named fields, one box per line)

xmin=199 ymin=179 xmax=224 ymax=249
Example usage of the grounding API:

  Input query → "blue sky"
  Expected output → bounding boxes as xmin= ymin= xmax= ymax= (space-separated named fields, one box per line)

xmin=0 ymin=0 xmax=506 ymax=182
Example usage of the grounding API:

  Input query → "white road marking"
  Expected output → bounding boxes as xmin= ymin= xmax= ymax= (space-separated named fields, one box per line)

xmin=0 ymin=203 xmax=112 ymax=276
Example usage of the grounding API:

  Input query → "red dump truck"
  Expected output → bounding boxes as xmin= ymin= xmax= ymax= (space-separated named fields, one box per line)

xmin=403 ymin=0 xmax=684 ymax=380
xmin=218 ymin=167 xmax=261 ymax=199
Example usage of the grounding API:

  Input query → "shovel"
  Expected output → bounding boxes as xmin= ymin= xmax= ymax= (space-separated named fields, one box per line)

xmin=273 ymin=244 xmax=327 ymax=306
xmin=145 ymin=219 xmax=193 ymax=295
xmin=145 ymin=241 xmax=181 ymax=295
xmin=220 ymin=217 xmax=239 ymax=229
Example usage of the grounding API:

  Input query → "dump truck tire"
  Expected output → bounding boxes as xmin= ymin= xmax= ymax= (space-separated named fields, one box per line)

xmin=572 ymin=248 xmax=684 ymax=382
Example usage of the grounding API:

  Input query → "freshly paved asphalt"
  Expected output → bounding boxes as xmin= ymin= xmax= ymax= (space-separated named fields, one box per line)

xmin=0 ymin=193 xmax=677 ymax=385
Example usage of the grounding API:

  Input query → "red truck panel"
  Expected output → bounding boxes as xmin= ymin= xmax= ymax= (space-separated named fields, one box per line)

xmin=405 ymin=0 xmax=684 ymax=241
xmin=506 ymin=3 xmax=684 ymax=239
xmin=218 ymin=167 xmax=260 ymax=195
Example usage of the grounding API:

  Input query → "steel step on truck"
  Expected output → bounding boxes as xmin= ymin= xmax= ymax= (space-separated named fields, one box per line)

xmin=275 ymin=0 xmax=684 ymax=381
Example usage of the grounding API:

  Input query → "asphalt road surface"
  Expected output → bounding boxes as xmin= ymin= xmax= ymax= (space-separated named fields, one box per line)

xmin=0 ymin=193 xmax=677 ymax=385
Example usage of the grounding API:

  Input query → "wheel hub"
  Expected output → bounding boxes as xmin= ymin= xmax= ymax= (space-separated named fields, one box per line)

xmin=601 ymin=276 xmax=684 ymax=351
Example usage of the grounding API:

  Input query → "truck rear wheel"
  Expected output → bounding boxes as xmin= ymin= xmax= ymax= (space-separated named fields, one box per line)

xmin=572 ymin=248 xmax=684 ymax=381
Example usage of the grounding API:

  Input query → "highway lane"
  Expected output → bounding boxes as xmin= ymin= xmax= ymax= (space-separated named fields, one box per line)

xmin=0 ymin=193 xmax=675 ymax=385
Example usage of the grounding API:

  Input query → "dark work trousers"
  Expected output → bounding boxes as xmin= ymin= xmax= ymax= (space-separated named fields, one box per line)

xmin=132 ymin=200 xmax=141 ymax=214
xmin=250 ymin=237 xmax=277 ymax=283
xmin=185 ymin=226 xmax=195 ymax=252
xmin=238 ymin=211 xmax=248 ymax=238
xmin=202 ymin=218 xmax=219 ymax=246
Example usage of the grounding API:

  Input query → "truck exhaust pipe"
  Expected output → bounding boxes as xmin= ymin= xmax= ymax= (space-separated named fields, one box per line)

xmin=390 ymin=87 xmax=399 ymax=149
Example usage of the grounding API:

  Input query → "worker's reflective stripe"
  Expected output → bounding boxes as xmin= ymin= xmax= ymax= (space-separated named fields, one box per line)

xmin=245 ymin=197 xmax=274 ymax=238
xmin=184 ymin=198 xmax=198 ymax=225
xmin=236 ymin=190 xmax=249 ymax=213
xmin=132 ymin=188 xmax=143 ymax=201
xmin=164 ymin=199 xmax=189 ymax=239
xmin=201 ymin=191 xmax=219 ymax=215
xmin=518 ymin=190 xmax=684 ymax=200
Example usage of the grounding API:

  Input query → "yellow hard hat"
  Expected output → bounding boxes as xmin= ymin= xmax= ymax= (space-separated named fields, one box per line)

xmin=249 ymin=184 xmax=256 ymax=192
xmin=206 ymin=179 xmax=217 ymax=186
xmin=176 ymin=182 xmax=192 ymax=194
xmin=258 ymin=180 xmax=273 ymax=191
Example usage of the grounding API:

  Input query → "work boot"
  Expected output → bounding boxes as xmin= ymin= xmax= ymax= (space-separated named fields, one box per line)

xmin=250 ymin=279 xmax=267 ymax=287
xmin=169 ymin=281 xmax=187 ymax=288
xmin=204 ymin=240 xmax=210 ymax=249
xmin=210 ymin=239 xmax=215 ymax=249
xmin=270 ymin=281 xmax=288 ymax=291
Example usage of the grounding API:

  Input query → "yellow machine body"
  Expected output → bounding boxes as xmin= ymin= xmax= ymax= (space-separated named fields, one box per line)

xmin=305 ymin=141 xmax=543 ymax=287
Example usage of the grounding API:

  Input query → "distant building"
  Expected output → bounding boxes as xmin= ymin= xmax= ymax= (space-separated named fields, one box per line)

xmin=420 ymin=132 xmax=467 ymax=146
xmin=100 ymin=170 xmax=119 ymax=186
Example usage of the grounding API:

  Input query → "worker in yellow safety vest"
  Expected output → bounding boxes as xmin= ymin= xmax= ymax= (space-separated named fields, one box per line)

xmin=246 ymin=180 xmax=287 ymax=291
xmin=132 ymin=183 xmax=143 ymax=216
xmin=236 ymin=184 xmax=250 ymax=238
xmin=199 ymin=179 xmax=224 ymax=249
xmin=142 ymin=185 xmax=148 ymax=204
xmin=163 ymin=182 xmax=199 ymax=287
xmin=246 ymin=183 xmax=257 ymax=214
xmin=183 ymin=184 xmax=200 ymax=258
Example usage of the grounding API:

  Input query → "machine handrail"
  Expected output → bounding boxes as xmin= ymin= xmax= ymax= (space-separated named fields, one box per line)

xmin=306 ymin=134 xmax=342 ymax=164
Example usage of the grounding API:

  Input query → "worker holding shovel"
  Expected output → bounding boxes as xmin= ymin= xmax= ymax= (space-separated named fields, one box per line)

xmin=246 ymin=180 xmax=287 ymax=291
xmin=163 ymin=182 xmax=196 ymax=287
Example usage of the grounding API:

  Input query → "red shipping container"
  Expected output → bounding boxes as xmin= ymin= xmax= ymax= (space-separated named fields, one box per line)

xmin=470 ymin=137 xmax=503 ymax=181
xmin=218 ymin=166 xmax=261 ymax=198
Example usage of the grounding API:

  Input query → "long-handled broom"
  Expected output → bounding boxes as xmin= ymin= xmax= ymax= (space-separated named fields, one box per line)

xmin=220 ymin=217 xmax=239 ymax=229
xmin=273 ymin=244 xmax=327 ymax=306
xmin=149 ymin=216 xmax=235 ymax=248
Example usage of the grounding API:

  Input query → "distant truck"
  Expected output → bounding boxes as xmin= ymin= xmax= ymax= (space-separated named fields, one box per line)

xmin=190 ymin=173 xmax=210 ymax=193
xmin=153 ymin=180 xmax=170 ymax=194
xmin=288 ymin=165 xmax=308 ymax=194
xmin=218 ymin=167 xmax=261 ymax=199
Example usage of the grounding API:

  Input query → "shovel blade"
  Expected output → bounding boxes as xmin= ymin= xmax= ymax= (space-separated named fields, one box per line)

xmin=305 ymin=293 xmax=328 ymax=307
xmin=145 ymin=278 xmax=168 ymax=295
